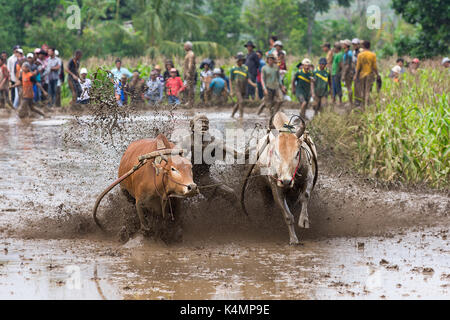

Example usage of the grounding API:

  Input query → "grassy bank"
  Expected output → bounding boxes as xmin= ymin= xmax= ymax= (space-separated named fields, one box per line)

xmin=312 ymin=62 xmax=449 ymax=190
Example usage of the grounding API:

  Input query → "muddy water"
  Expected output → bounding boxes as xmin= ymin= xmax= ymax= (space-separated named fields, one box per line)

xmin=0 ymin=110 xmax=449 ymax=299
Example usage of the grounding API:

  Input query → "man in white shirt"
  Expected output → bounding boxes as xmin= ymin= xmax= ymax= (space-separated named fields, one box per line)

xmin=110 ymin=58 xmax=132 ymax=82
xmin=7 ymin=46 xmax=20 ymax=105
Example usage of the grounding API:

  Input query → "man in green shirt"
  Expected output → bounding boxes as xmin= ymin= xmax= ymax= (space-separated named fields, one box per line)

xmin=257 ymin=53 xmax=285 ymax=118
xmin=331 ymin=42 xmax=343 ymax=105
xmin=230 ymin=52 xmax=256 ymax=118
xmin=313 ymin=57 xmax=332 ymax=113
xmin=291 ymin=58 xmax=315 ymax=119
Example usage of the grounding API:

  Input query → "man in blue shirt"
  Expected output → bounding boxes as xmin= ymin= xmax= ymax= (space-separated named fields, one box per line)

xmin=209 ymin=68 xmax=227 ymax=104
xmin=110 ymin=58 xmax=132 ymax=82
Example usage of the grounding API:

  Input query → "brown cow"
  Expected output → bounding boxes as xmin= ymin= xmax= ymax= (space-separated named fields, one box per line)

xmin=118 ymin=134 xmax=197 ymax=242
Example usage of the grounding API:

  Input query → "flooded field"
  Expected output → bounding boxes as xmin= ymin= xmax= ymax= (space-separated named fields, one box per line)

xmin=0 ymin=109 xmax=449 ymax=299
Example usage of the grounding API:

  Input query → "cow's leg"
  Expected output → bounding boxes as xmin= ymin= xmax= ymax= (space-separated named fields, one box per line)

xmin=270 ymin=182 xmax=299 ymax=245
xmin=136 ymin=199 xmax=151 ymax=232
xmin=298 ymin=163 xmax=314 ymax=229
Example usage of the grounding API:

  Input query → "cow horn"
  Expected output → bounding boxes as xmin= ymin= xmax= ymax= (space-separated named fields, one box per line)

xmin=295 ymin=117 xmax=306 ymax=138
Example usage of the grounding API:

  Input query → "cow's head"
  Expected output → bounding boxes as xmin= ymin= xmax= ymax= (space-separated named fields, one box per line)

xmin=155 ymin=155 xmax=197 ymax=197
xmin=269 ymin=119 xmax=306 ymax=188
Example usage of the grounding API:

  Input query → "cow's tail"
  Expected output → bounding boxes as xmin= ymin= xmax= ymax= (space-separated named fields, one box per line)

xmin=92 ymin=165 xmax=144 ymax=232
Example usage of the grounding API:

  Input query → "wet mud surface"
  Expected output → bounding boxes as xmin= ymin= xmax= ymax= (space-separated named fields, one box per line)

xmin=0 ymin=108 xmax=449 ymax=299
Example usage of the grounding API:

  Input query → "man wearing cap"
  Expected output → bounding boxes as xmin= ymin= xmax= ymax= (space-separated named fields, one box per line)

xmin=144 ymin=70 xmax=164 ymax=106
xmin=45 ymin=48 xmax=61 ymax=107
xmin=341 ymin=39 xmax=354 ymax=106
xmin=110 ymin=58 xmax=132 ymax=82
xmin=183 ymin=41 xmax=196 ymax=107
xmin=258 ymin=53 xmax=285 ymax=118
xmin=292 ymin=58 xmax=315 ymax=118
xmin=354 ymin=40 xmax=379 ymax=108
xmin=442 ymin=57 xmax=450 ymax=68
xmin=321 ymin=43 xmax=333 ymax=71
xmin=77 ymin=68 xmax=92 ymax=104
xmin=166 ymin=68 xmax=185 ymax=105
xmin=230 ymin=52 xmax=256 ymax=118
xmin=409 ymin=58 xmax=420 ymax=75
xmin=331 ymin=42 xmax=343 ymax=105
xmin=245 ymin=41 xmax=259 ymax=100
xmin=209 ymin=68 xmax=227 ymax=104
xmin=313 ymin=58 xmax=332 ymax=112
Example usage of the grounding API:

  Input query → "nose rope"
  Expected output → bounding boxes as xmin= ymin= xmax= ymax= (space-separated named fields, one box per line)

xmin=268 ymin=147 xmax=302 ymax=185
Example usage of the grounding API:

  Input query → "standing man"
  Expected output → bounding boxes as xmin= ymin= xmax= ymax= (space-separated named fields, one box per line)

xmin=313 ymin=58 xmax=332 ymax=113
xmin=341 ymin=40 xmax=354 ymax=106
xmin=77 ymin=68 xmax=92 ymax=105
xmin=331 ymin=42 xmax=343 ymax=106
xmin=321 ymin=43 xmax=333 ymax=71
xmin=46 ymin=48 xmax=61 ymax=107
xmin=0 ymin=58 xmax=13 ymax=110
xmin=256 ymin=50 xmax=266 ymax=99
xmin=258 ymin=53 xmax=285 ymax=118
xmin=230 ymin=52 xmax=256 ymax=119
xmin=244 ymin=41 xmax=259 ymax=100
xmin=183 ymin=41 xmax=196 ymax=107
xmin=7 ymin=46 xmax=20 ymax=106
xmin=13 ymin=62 xmax=46 ymax=118
xmin=65 ymin=50 xmax=83 ymax=106
xmin=354 ymin=40 xmax=379 ymax=108
xmin=292 ymin=58 xmax=315 ymax=118
xmin=144 ymin=70 xmax=164 ymax=105
xmin=110 ymin=58 xmax=132 ymax=82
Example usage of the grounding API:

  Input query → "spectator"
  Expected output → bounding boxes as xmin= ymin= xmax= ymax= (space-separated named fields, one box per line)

xmin=273 ymin=41 xmax=283 ymax=59
xmin=200 ymin=62 xmax=213 ymax=103
xmin=230 ymin=52 xmax=256 ymax=119
xmin=390 ymin=65 xmax=402 ymax=83
xmin=7 ymin=46 xmax=20 ymax=106
xmin=442 ymin=57 xmax=450 ymax=68
xmin=13 ymin=62 xmax=45 ymax=118
xmin=0 ymin=52 xmax=7 ymax=62
xmin=144 ymin=70 xmax=164 ymax=105
xmin=256 ymin=50 xmax=266 ymax=99
xmin=354 ymin=40 xmax=379 ymax=108
xmin=409 ymin=58 xmax=420 ymax=75
xmin=313 ymin=57 xmax=332 ymax=113
xmin=321 ymin=42 xmax=333 ymax=71
xmin=115 ymin=74 xmax=129 ymax=107
xmin=341 ymin=39 xmax=354 ymax=106
xmin=266 ymin=36 xmax=278 ymax=57
xmin=331 ymin=42 xmax=343 ymax=105
xmin=163 ymin=59 xmax=178 ymax=82
xmin=244 ymin=41 xmax=259 ymax=100
xmin=55 ymin=50 xmax=64 ymax=107
xmin=278 ymin=50 xmax=287 ymax=78
xmin=66 ymin=50 xmax=83 ymax=106
xmin=183 ymin=41 xmax=196 ymax=106
xmin=36 ymin=49 xmax=48 ymax=102
xmin=292 ymin=58 xmax=315 ymax=118
xmin=0 ymin=58 xmax=13 ymax=110
xmin=77 ymin=68 xmax=92 ymax=104
xmin=258 ymin=53 xmax=285 ymax=117
xmin=166 ymin=68 xmax=185 ymax=105
xmin=111 ymin=58 xmax=132 ymax=81
xmin=219 ymin=67 xmax=230 ymax=91
xmin=46 ymin=47 xmax=61 ymax=107
xmin=153 ymin=65 xmax=164 ymax=86
xmin=129 ymin=70 xmax=146 ymax=105
xmin=209 ymin=68 xmax=227 ymax=104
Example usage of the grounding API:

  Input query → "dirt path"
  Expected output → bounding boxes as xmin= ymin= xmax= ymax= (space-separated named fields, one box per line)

xmin=0 ymin=109 xmax=449 ymax=299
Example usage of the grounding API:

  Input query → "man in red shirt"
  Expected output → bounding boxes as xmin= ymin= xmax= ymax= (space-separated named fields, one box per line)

xmin=165 ymin=68 xmax=185 ymax=105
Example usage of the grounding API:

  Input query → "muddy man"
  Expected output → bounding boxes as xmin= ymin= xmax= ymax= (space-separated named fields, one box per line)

xmin=175 ymin=114 xmax=241 ymax=206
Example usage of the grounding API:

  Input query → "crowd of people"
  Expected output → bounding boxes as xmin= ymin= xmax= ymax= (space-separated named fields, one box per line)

xmin=0 ymin=38 xmax=448 ymax=119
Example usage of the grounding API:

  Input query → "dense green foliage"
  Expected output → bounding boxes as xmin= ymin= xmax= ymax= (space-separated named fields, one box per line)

xmin=1 ymin=0 xmax=446 ymax=59
xmin=392 ymin=0 xmax=450 ymax=58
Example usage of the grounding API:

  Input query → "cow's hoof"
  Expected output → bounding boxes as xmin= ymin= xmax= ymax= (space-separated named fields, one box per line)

xmin=298 ymin=216 xmax=310 ymax=229
xmin=289 ymin=238 xmax=300 ymax=246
